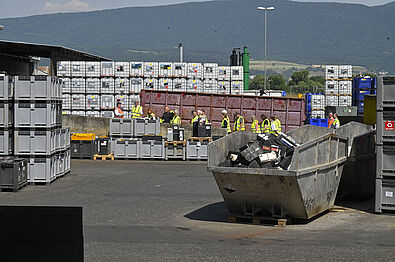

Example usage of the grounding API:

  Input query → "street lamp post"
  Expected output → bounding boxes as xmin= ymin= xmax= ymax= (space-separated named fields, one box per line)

xmin=0 ymin=25 xmax=4 ymax=30
xmin=257 ymin=6 xmax=275 ymax=91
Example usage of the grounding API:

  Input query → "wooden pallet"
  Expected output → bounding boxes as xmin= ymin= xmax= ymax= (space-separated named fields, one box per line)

xmin=165 ymin=140 xmax=186 ymax=147
xmin=94 ymin=154 xmax=114 ymax=160
xmin=228 ymin=216 xmax=290 ymax=226
xmin=190 ymin=137 xmax=212 ymax=142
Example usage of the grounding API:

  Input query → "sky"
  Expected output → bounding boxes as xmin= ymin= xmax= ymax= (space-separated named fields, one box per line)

xmin=0 ymin=0 xmax=393 ymax=19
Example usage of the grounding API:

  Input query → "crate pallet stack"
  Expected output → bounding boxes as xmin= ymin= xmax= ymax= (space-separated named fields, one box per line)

xmin=0 ymin=75 xmax=70 ymax=189
xmin=325 ymin=65 xmax=353 ymax=109
xmin=375 ymin=76 xmax=395 ymax=213
xmin=58 ymin=61 xmax=244 ymax=118
xmin=352 ymin=76 xmax=377 ymax=117
xmin=109 ymin=118 xmax=163 ymax=160
xmin=13 ymin=76 xmax=70 ymax=184
xmin=305 ymin=93 xmax=326 ymax=125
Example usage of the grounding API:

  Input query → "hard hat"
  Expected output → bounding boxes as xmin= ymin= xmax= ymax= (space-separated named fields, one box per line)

xmin=221 ymin=110 xmax=228 ymax=114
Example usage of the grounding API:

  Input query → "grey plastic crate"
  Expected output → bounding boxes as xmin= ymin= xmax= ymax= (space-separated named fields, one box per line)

xmin=64 ymin=149 xmax=71 ymax=174
xmin=14 ymin=102 xmax=56 ymax=128
xmin=14 ymin=129 xmax=55 ymax=156
xmin=377 ymin=144 xmax=395 ymax=179
xmin=114 ymin=139 xmax=140 ymax=159
xmin=60 ymin=128 xmax=70 ymax=150
xmin=26 ymin=155 xmax=57 ymax=184
xmin=0 ymin=75 xmax=13 ymax=100
xmin=186 ymin=140 xmax=209 ymax=160
xmin=0 ymin=102 xmax=13 ymax=128
xmin=377 ymin=76 xmax=395 ymax=110
xmin=14 ymin=75 xmax=60 ymax=101
xmin=0 ymin=157 xmax=28 ymax=192
xmin=139 ymin=139 xmax=165 ymax=159
xmin=55 ymin=153 xmax=65 ymax=178
xmin=376 ymin=110 xmax=395 ymax=144
xmin=55 ymin=128 xmax=62 ymax=152
xmin=0 ymin=129 xmax=13 ymax=156
xmin=165 ymin=143 xmax=186 ymax=160
xmin=375 ymin=178 xmax=395 ymax=213
xmin=109 ymin=118 xmax=134 ymax=137
xmin=134 ymin=118 xmax=160 ymax=137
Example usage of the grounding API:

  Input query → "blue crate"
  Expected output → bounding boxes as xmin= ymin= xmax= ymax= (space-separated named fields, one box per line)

xmin=354 ymin=77 xmax=372 ymax=89
xmin=309 ymin=118 xmax=328 ymax=128
xmin=358 ymin=107 xmax=364 ymax=114
xmin=354 ymin=90 xmax=371 ymax=102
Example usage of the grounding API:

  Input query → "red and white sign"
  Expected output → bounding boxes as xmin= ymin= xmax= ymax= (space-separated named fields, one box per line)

xmin=385 ymin=121 xmax=395 ymax=131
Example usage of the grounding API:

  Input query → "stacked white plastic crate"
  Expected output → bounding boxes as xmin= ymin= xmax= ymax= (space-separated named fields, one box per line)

xmin=325 ymin=65 xmax=353 ymax=107
xmin=10 ymin=76 xmax=70 ymax=184
xmin=58 ymin=61 xmax=245 ymax=118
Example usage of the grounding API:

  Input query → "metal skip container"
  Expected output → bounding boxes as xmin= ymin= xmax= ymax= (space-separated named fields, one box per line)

xmin=207 ymin=131 xmax=348 ymax=220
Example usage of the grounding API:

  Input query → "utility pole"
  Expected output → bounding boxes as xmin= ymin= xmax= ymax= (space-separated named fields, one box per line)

xmin=178 ymin=43 xmax=183 ymax=63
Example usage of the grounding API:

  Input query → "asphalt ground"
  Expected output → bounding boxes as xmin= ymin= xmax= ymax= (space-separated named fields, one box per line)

xmin=0 ymin=160 xmax=394 ymax=261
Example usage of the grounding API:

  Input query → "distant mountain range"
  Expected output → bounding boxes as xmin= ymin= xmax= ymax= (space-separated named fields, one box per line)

xmin=0 ymin=0 xmax=394 ymax=73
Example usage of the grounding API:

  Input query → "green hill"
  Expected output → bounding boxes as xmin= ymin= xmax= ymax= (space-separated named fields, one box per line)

xmin=0 ymin=0 xmax=394 ymax=72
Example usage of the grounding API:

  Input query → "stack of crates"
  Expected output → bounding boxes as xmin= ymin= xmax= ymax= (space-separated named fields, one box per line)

xmin=58 ymin=61 xmax=245 ymax=119
xmin=325 ymin=65 xmax=353 ymax=108
xmin=110 ymin=117 xmax=163 ymax=159
xmin=0 ymin=76 xmax=13 ymax=156
xmin=375 ymin=76 xmax=395 ymax=213
xmin=13 ymin=76 xmax=70 ymax=184
xmin=305 ymin=93 xmax=326 ymax=121
xmin=353 ymin=77 xmax=377 ymax=117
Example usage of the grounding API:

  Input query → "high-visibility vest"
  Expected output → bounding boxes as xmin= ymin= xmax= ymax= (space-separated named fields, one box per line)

xmin=269 ymin=120 xmax=279 ymax=135
xmin=333 ymin=119 xmax=340 ymax=129
xmin=221 ymin=117 xmax=231 ymax=134
xmin=171 ymin=115 xmax=181 ymax=125
xmin=131 ymin=105 xmax=142 ymax=118
xmin=114 ymin=107 xmax=124 ymax=118
xmin=234 ymin=116 xmax=245 ymax=131
xmin=251 ymin=120 xmax=260 ymax=133
xmin=191 ymin=115 xmax=199 ymax=125
xmin=261 ymin=119 xmax=270 ymax=133
xmin=275 ymin=119 xmax=282 ymax=132
xmin=328 ymin=118 xmax=334 ymax=128
xmin=147 ymin=113 xmax=155 ymax=119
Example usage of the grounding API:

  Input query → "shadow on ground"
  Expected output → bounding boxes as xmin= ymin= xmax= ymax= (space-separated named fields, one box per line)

xmin=335 ymin=197 xmax=375 ymax=213
xmin=184 ymin=202 xmax=229 ymax=223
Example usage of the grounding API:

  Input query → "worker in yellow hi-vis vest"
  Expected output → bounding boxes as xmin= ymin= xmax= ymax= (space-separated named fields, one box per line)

xmin=251 ymin=115 xmax=260 ymax=133
xmin=221 ymin=110 xmax=231 ymax=134
xmin=260 ymin=114 xmax=270 ymax=134
xmin=171 ymin=109 xmax=182 ymax=125
xmin=190 ymin=110 xmax=199 ymax=125
xmin=131 ymin=100 xmax=143 ymax=119
xmin=233 ymin=112 xmax=245 ymax=131
xmin=274 ymin=116 xmax=282 ymax=133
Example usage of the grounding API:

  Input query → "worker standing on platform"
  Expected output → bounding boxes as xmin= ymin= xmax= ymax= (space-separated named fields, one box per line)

xmin=147 ymin=108 xmax=156 ymax=119
xmin=131 ymin=100 xmax=143 ymax=119
xmin=114 ymin=102 xmax=124 ymax=118
xmin=233 ymin=112 xmax=245 ymax=131
xmin=333 ymin=113 xmax=340 ymax=129
xmin=328 ymin=113 xmax=334 ymax=128
xmin=190 ymin=110 xmax=199 ymax=125
xmin=199 ymin=109 xmax=208 ymax=124
xmin=221 ymin=110 xmax=231 ymax=134
xmin=251 ymin=115 xmax=260 ymax=133
xmin=171 ymin=109 xmax=181 ymax=125
xmin=260 ymin=114 xmax=270 ymax=134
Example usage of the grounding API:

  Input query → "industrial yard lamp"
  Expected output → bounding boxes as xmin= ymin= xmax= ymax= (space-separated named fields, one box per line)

xmin=0 ymin=25 xmax=4 ymax=30
xmin=257 ymin=6 xmax=275 ymax=91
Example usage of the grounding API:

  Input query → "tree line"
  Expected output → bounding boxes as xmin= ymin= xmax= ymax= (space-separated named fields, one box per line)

xmin=249 ymin=70 xmax=325 ymax=95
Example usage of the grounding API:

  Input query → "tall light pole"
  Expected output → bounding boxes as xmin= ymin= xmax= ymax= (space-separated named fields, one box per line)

xmin=0 ymin=25 xmax=4 ymax=30
xmin=257 ymin=6 xmax=275 ymax=91
xmin=178 ymin=43 xmax=183 ymax=63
